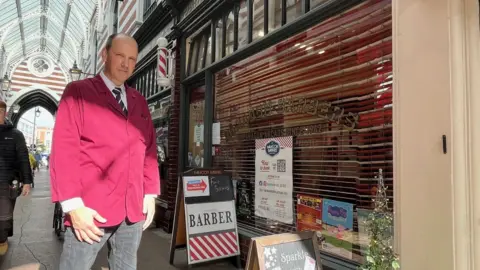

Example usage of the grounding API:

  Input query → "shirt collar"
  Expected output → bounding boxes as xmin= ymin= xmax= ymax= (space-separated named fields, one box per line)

xmin=100 ymin=71 xmax=125 ymax=93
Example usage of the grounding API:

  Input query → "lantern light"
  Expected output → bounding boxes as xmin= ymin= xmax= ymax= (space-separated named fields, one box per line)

xmin=156 ymin=37 xmax=174 ymax=88
xmin=69 ymin=61 xmax=83 ymax=81
xmin=0 ymin=73 xmax=11 ymax=92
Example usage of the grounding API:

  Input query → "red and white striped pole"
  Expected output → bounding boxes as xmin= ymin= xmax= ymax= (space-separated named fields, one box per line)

xmin=157 ymin=37 xmax=172 ymax=87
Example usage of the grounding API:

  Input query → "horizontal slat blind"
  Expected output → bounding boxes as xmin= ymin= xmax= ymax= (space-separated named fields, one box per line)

xmin=213 ymin=0 xmax=392 ymax=263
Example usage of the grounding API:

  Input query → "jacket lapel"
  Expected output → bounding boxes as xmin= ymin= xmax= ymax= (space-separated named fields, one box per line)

xmin=126 ymin=85 xmax=138 ymax=117
xmin=92 ymin=75 xmax=126 ymax=117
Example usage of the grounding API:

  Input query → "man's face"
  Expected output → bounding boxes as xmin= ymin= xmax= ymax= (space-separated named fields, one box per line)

xmin=102 ymin=37 xmax=138 ymax=85
xmin=0 ymin=107 xmax=6 ymax=125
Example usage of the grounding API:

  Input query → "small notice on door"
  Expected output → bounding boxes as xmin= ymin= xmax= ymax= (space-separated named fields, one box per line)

xmin=212 ymin=122 xmax=221 ymax=145
xmin=194 ymin=124 xmax=204 ymax=143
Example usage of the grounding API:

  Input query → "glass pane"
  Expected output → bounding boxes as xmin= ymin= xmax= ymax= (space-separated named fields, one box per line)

xmin=225 ymin=11 xmax=234 ymax=56
xmin=187 ymin=87 xmax=206 ymax=169
xmin=196 ymin=35 xmax=207 ymax=72
xmin=286 ymin=0 xmax=303 ymax=23
xmin=189 ymin=40 xmax=199 ymax=75
xmin=252 ymin=0 xmax=265 ymax=41
xmin=238 ymin=0 xmax=248 ymax=48
xmin=310 ymin=0 xmax=329 ymax=10
xmin=268 ymin=0 xmax=282 ymax=32
xmin=215 ymin=19 xmax=224 ymax=60
xmin=206 ymin=34 xmax=212 ymax=66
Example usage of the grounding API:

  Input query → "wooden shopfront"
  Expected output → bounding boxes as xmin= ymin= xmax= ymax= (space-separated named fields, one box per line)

xmin=175 ymin=0 xmax=393 ymax=268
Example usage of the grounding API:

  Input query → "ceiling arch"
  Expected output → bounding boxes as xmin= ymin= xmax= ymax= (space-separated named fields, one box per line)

xmin=8 ymin=89 xmax=58 ymax=127
xmin=0 ymin=0 xmax=97 ymax=74
xmin=6 ymin=32 xmax=77 ymax=65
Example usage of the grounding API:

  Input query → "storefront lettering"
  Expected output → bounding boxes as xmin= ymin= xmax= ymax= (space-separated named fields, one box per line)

xmin=220 ymin=96 xmax=359 ymax=139
xmin=223 ymin=123 xmax=325 ymax=142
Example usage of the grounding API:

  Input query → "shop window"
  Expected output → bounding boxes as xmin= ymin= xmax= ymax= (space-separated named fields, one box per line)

xmin=268 ymin=0 xmax=282 ymax=32
xmin=213 ymin=0 xmax=392 ymax=265
xmin=196 ymin=35 xmax=207 ymax=73
xmin=187 ymin=86 xmax=206 ymax=168
xmin=187 ymin=29 xmax=212 ymax=76
xmin=310 ymin=0 xmax=328 ymax=10
xmin=189 ymin=40 xmax=199 ymax=75
xmin=286 ymin=0 xmax=303 ymax=23
xmin=252 ymin=0 xmax=265 ymax=41
xmin=225 ymin=11 xmax=235 ymax=56
xmin=206 ymin=34 xmax=212 ymax=66
xmin=215 ymin=19 xmax=224 ymax=60
xmin=238 ymin=0 xmax=249 ymax=48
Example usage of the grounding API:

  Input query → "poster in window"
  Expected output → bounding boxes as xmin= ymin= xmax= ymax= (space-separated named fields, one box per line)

xmin=296 ymin=194 xmax=322 ymax=232
xmin=255 ymin=136 xmax=293 ymax=224
xmin=321 ymin=199 xmax=354 ymax=259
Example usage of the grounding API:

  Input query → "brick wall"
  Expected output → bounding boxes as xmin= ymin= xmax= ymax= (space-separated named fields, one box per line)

xmin=164 ymin=40 xmax=182 ymax=233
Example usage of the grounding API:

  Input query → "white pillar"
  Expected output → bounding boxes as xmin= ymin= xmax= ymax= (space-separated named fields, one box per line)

xmin=394 ymin=0 xmax=480 ymax=269
xmin=393 ymin=0 xmax=453 ymax=269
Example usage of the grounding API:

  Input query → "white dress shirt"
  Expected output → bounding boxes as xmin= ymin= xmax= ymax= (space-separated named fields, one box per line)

xmin=60 ymin=73 xmax=157 ymax=213
xmin=99 ymin=71 xmax=128 ymax=108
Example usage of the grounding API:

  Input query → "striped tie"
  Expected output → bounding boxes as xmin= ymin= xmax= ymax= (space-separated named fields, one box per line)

xmin=112 ymin=87 xmax=128 ymax=115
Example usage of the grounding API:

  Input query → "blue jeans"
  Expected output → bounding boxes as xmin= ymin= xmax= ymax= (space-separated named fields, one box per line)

xmin=59 ymin=219 xmax=144 ymax=270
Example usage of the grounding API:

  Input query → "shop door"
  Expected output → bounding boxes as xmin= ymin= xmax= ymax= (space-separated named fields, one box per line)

xmin=186 ymin=86 xmax=205 ymax=168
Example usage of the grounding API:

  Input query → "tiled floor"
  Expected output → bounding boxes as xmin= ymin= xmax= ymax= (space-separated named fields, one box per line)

xmin=0 ymin=170 xmax=238 ymax=270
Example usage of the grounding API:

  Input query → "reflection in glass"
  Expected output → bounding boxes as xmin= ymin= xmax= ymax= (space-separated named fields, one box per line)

xmin=215 ymin=19 xmax=224 ymax=60
xmin=225 ymin=11 xmax=234 ymax=56
xmin=286 ymin=0 xmax=303 ymax=23
xmin=252 ymin=0 xmax=264 ymax=41
xmin=268 ymin=0 xmax=282 ymax=32
xmin=196 ymin=35 xmax=207 ymax=72
xmin=206 ymin=34 xmax=212 ymax=66
xmin=238 ymin=0 xmax=248 ymax=48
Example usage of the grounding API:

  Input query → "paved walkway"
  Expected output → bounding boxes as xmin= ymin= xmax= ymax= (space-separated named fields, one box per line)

xmin=0 ymin=169 xmax=237 ymax=270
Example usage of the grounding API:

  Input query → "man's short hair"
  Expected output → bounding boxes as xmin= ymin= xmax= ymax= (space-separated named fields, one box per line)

xmin=0 ymin=100 xmax=6 ymax=110
xmin=105 ymin=33 xmax=119 ymax=51
xmin=105 ymin=33 xmax=135 ymax=51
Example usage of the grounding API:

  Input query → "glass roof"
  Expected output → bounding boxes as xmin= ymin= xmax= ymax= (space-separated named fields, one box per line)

xmin=0 ymin=0 xmax=97 ymax=74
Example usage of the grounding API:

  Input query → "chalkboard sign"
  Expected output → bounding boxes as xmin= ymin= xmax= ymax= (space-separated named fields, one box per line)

xmin=246 ymin=231 xmax=323 ymax=270
xmin=183 ymin=169 xmax=234 ymax=204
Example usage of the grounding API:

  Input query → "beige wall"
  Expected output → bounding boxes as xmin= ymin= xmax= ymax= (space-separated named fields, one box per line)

xmin=394 ymin=0 xmax=480 ymax=269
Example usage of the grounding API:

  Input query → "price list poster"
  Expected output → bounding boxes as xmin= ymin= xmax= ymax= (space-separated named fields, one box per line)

xmin=255 ymin=136 xmax=294 ymax=224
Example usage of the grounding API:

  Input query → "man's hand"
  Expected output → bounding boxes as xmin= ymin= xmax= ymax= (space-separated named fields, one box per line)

xmin=142 ymin=197 xmax=156 ymax=231
xmin=69 ymin=207 xmax=107 ymax=244
xmin=21 ymin=184 xmax=31 ymax=196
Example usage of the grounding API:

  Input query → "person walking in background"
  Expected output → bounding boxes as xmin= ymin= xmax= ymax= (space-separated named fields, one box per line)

xmin=50 ymin=33 xmax=160 ymax=270
xmin=34 ymin=152 xmax=41 ymax=171
xmin=28 ymin=152 xmax=36 ymax=178
xmin=0 ymin=101 xmax=33 ymax=255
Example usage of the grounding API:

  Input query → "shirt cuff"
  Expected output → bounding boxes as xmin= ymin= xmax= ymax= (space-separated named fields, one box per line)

xmin=60 ymin=197 xmax=85 ymax=213
xmin=144 ymin=194 xmax=158 ymax=199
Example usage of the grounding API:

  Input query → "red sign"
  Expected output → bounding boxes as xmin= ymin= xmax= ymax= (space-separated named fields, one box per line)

xmin=187 ymin=180 xmax=207 ymax=192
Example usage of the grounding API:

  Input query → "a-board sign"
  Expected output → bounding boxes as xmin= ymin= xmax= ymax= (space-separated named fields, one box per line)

xmin=169 ymin=168 xmax=241 ymax=266
xmin=246 ymin=231 xmax=323 ymax=270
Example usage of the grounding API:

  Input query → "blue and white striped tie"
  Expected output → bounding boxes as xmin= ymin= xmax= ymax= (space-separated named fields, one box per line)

xmin=112 ymin=87 xmax=127 ymax=115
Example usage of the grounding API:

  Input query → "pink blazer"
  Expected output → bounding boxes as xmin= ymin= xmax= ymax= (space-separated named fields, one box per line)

xmin=50 ymin=75 xmax=160 ymax=227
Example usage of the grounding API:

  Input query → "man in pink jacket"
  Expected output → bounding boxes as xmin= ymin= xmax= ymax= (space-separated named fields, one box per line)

xmin=50 ymin=33 xmax=160 ymax=269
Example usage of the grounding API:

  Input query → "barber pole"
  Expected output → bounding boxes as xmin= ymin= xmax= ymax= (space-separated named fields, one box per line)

xmin=157 ymin=37 xmax=173 ymax=87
